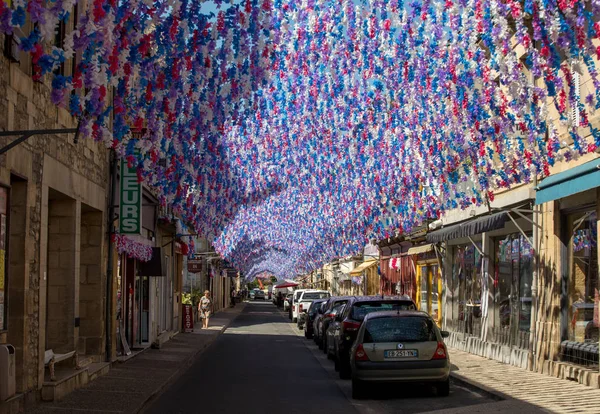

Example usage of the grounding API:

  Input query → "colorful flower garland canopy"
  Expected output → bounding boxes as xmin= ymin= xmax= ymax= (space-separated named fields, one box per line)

xmin=3 ymin=0 xmax=600 ymax=278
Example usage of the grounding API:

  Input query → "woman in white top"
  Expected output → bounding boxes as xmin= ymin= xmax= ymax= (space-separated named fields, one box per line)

xmin=198 ymin=290 xmax=213 ymax=329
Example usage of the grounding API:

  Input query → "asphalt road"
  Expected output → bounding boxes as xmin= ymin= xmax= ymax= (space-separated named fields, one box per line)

xmin=146 ymin=301 xmax=493 ymax=414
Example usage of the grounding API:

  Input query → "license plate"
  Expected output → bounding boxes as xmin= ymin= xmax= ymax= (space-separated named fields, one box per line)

xmin=384 ymin=349 xmax=418 ymax=358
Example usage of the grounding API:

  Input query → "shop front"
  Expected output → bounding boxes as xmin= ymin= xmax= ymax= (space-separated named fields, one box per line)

xmin=428 ymin=208 xmax=535 ymax=368
xmin=535 ymin=159 xmax=600 ymax=372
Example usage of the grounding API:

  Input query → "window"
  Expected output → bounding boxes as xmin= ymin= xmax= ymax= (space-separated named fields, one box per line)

xmin=302 ymin=292 xmax=330 ymax=300
xmin=364 ymin=317 xmax=436 ymax=343
xmin=493 ymin=233 xmax=533 ymax=345
xmin=568 ymin=210 xmax=598 ymax=344
xmin=449 ymin=243 xmax=483 ymax=335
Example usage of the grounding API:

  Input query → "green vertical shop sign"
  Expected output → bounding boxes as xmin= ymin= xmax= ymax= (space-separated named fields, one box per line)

xmin=120 ymin=159 xmax=142 ymax=234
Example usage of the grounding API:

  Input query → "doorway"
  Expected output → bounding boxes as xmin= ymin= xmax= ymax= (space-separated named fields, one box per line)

xmin=417 ymin=263 xmax=442 ymax=325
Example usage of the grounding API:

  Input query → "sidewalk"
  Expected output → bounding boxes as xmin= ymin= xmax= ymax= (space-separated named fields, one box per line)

xmin=29 ymin=303 xmax=246 ymax=414
xmin=448 ymin=348 xmax=600 ymax=414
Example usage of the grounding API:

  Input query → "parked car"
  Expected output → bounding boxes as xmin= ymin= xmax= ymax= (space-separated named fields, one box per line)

xmin=302 ymin=299 xmax=328 ymax=338
xmin=284 ymin=293 xmax=294 ymax=313
xmin=318 ymin=297 xmax=352 ymax=353
xmin=294 ymin=290 xmax=330 ymax=327
xmin=349 ymin=310 xmax=450 ymax=399
xmin=331 ymin=296 xmax=417 ymax=378
xmin=313 ymin=301 xmax=329 ymax=346
xmin=324 ymin=304 xmax=347 ymax=359
xmin=254 ymin=289 xmax=265 ymax=300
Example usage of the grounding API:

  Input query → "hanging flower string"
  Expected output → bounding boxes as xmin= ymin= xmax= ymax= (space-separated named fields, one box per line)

xmin=2 ymin=1 xmax=600 ymax=278
xmin=112 ymin=233 xmax=153 ymax=262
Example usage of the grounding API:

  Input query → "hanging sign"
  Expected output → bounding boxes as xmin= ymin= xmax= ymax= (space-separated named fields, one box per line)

xmin=183 ymin=304 xmax=194 ymax=333
xmin=120 ymin=159 xmax=142 ymax=234
xmin=187 ymin=258 xmax=202 ymax=274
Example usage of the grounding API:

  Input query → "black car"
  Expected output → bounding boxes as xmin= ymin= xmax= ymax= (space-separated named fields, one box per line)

xmin=313 ymin=301 xmax=329 ymax=345
xmin=303 ymin=299 xmax=327 ymax=339
xmin=331 ymin=295 xmax=417 ymax=378
xmin=318 ymin=297 xmax=352 ymax=354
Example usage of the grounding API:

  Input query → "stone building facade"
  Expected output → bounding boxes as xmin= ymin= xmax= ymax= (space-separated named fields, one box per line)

xmin=0 ymin=17 xmax=111 ymax=408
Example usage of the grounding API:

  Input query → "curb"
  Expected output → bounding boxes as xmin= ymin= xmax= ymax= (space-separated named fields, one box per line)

xmin=449 ymin=372 xmax=506 ymax=401
xmin=133 ymin=303 xmax=247 ymax=414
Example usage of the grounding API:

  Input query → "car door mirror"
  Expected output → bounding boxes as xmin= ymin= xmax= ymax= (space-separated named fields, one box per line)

xmin=440 ymin=330 xmax=450 ymax=339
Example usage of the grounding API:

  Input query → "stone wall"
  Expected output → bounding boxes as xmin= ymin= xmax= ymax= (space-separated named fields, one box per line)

xmin=0 ymin=30 xmax=110 ymax=399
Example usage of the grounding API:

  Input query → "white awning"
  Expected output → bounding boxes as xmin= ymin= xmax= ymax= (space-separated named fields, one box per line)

xmin=406 ymin=243 xmax=434 ymax=256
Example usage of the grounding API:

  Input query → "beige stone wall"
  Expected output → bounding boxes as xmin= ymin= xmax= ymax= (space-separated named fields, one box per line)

xmin=79 ymin=208 xmax=104 ymax=360
xmin=0 ymin=28 xmax=110 ymax=397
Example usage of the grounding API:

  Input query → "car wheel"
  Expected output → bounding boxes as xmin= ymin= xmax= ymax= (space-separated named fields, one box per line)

xmin=436 ymin=378 xmax=450 ymax=397
xmin=352 ymin=378 xmax=367 ymax=400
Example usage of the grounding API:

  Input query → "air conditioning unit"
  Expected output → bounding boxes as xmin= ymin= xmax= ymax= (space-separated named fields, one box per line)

xmin=4 ymin=35 xmax=20 ymax=63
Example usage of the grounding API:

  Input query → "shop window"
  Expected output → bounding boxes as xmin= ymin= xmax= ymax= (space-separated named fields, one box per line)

xmin=493 ymin=234 xmax=533 ymax=348
xmin=449 ymin=243 xmax=482 ymax=336
xmin=568 ymin=211 xmax=598 ymax=345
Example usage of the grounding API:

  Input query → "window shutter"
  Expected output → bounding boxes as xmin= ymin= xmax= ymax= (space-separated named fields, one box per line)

xmin=571 ymin=63 xmax=581 ymax=127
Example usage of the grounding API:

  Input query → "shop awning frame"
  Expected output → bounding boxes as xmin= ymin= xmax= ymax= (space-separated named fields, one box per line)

xmin=426 ymin=204 xmax=540 ymax=252
xmin=349 ymin=259 xmax=378 ymax=276
xmin=426 ymin=212 xmax=509 ymax=244
xmin=535 ymin=158 xmax=600 ymax=205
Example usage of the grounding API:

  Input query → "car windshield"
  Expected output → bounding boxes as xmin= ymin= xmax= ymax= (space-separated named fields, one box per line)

xmin=351 ymin=301 xmax=416 ymax=321
xmin=364 ymin=316 xmax=436 ymax=343
xmin=302 ymin=292 xmax=330 ymax=300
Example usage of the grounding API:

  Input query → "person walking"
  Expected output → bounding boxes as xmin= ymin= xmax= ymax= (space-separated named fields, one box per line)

xmin=230 ymin=288 xmax=236 ymax=308
xmin=199 ymin=290 xmax=213 ymax=329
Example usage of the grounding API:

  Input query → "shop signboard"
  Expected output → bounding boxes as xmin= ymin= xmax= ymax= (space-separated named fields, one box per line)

xmin=183 ymin=304 xmax=194 ymax=332
xmin=187 ymin=258 xmax=202 ymax=274
xmin=119 ymin=159 xmax=142 ymax=234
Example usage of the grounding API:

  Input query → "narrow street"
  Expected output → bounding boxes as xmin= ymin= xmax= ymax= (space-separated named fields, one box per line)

xmin=145 ymin=301 xmax=492 ymax=414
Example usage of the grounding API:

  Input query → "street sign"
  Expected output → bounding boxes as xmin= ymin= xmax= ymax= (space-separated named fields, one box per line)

xmin=187 ymin=258 xmax=202 ymax=273
xmin=119 ymin=159 xmax=142 ymax=234
xmin=183 ymin=304 xmax=194 ymax=332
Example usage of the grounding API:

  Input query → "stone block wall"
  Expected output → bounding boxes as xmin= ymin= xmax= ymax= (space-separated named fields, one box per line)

xmin=0 ymin=25 xmax=110 ymax=398
xmin=47 ymin=198 xmax=77 ymax=354
xmin=78 ymin=208 xmax=104 ymax=360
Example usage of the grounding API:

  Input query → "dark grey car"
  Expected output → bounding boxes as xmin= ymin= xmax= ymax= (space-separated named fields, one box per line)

xmin=350 ymin=311 xmax=450 ymax=399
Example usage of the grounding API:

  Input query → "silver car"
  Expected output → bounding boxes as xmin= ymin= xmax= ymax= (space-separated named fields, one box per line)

xmin=349 ymin=310 xmax=450 ymax=399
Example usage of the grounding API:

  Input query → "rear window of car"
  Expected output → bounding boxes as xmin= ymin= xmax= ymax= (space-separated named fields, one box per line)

xmin=364 ymin=317 xmax=436 ymax=343
xmin=351 ymin=301 xmax=416 ymax=321
xmin=295 ymin=291 xmax=303 ymax=300
xmin=302 ymin=292 xmax=330 ymax=300
xmin=309 ymin=302 xmax=322 ymax=315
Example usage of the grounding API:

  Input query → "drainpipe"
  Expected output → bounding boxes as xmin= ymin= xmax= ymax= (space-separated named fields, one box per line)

xmin=105 ymin=150 xmax=118 ymax=362
xmin=528 ymin=177 xmax=539 ymax=371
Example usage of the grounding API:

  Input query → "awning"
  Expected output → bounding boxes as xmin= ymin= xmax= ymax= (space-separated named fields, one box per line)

xmin=349 ymin=259 xmax=378 ymax=276
xmin=138 ymin=247 xmax=165 ymax=276
xmin=535 ymin=158 xmax=600 ymax=205
xmin=426 ymin=212 xmax=508 ymax=243
xmin=406 ymin=243 xmax=434 ymax=256
xmin=274 ymin=282 xmax=298 ymax=289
